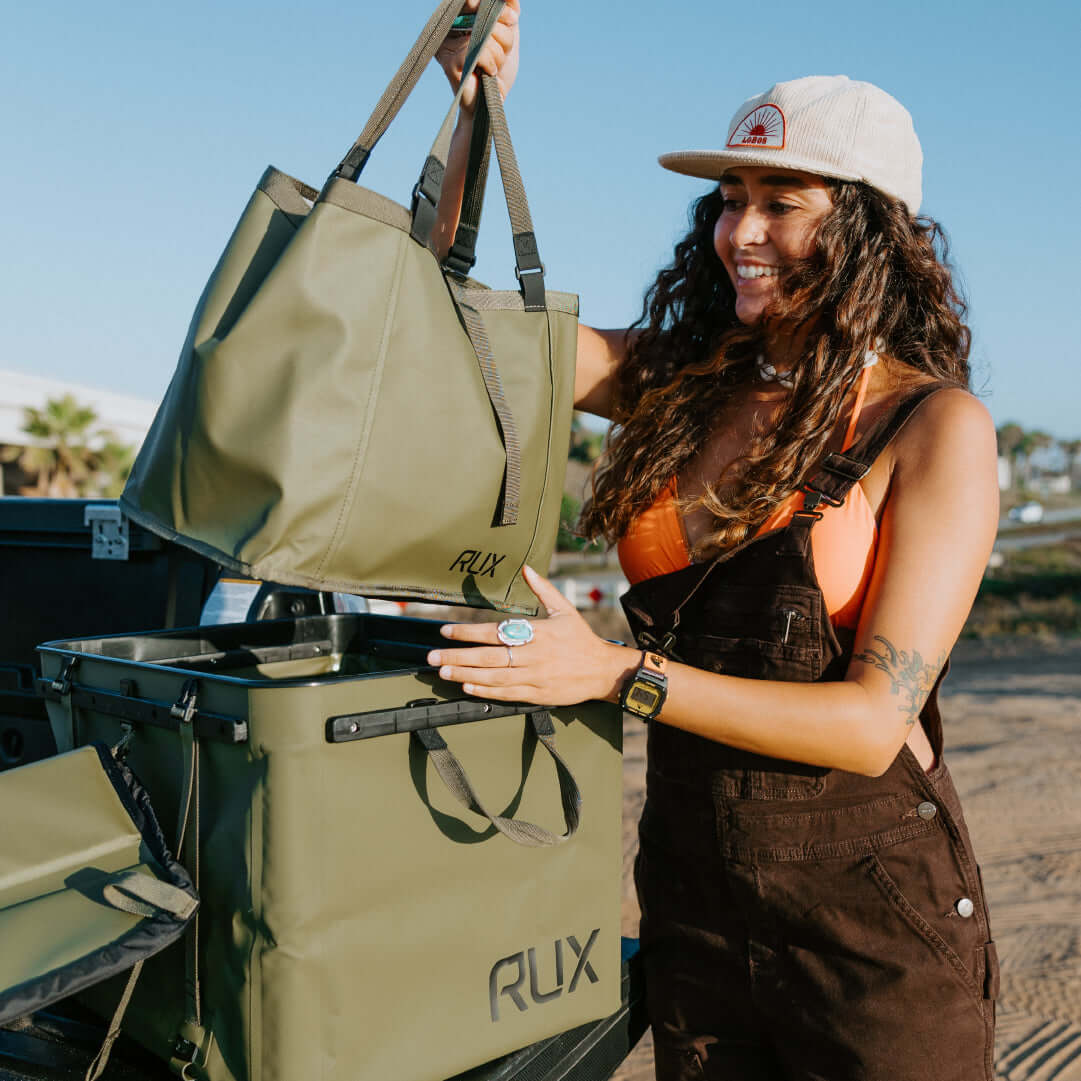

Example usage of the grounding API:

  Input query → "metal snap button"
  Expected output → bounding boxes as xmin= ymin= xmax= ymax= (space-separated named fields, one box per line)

xmin=917 ymin=801 xmax=938 ymax=820
xmin=955 ymin=897 xmax=975 ymax=918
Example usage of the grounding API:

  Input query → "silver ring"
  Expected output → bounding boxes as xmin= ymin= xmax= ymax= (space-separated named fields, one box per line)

xmin=506 ymin=646 xmax=514 ymax=668
xmin=496 ymin=619 xmax=534 ymax=647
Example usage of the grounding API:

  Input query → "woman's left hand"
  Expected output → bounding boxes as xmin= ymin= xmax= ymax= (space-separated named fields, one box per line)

xmin=427 ymin=566 xmax=637 ymax=706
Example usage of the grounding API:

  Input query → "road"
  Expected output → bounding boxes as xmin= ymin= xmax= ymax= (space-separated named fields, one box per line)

xmin=999 ymin=508 xmax=1081 ymax=531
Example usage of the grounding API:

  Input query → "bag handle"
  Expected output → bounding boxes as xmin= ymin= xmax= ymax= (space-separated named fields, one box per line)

xmin=410 ymin=68 xmax=546 ymax=308
xmin=334 ymin=0 xmax=470 ymax=181
xmin=332 ymin=2 xmax=545 ymax=310
xmin=414 ymin=710 xmax=582 ymax=847
xmin=329 ymin=1 xmax=541 ymax=527
xmin=334 ymin=0 xmax=504 ymax=182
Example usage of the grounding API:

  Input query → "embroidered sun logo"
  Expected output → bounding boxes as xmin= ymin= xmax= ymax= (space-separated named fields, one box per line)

xmin=727 ymin=105 xmax=786 ymax=149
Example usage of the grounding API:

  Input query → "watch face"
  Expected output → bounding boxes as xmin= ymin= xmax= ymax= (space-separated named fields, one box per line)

xmin=627 ymin=680 xmax=663 ymax=714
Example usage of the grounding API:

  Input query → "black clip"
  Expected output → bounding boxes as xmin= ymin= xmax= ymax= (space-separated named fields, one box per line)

xmin=801 ymin=485 xmax=845 ymax=511
xmin=638 ymin=630 xmax=680 ymax=661
xmin=443 ymin=242 xmax=477 ymax=279
xmin=172 ymin=1037 xmax=198 ymax=1064
xmin=50 ymin=657 xmax=78 ymax=697
xmin=170 ymin=680 xmax=200 ymax=726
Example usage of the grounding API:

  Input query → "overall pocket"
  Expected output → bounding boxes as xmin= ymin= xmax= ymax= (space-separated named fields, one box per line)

xmin=690 ymin=584 xmax=825 ymax=681
xmin=867 ymin=851 xmax=985 ymax=1006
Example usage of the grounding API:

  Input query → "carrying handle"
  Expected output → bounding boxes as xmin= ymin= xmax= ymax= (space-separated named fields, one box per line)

xmin=442 ymin=65 xmax=494 ymax=278
xmin=332 ymin=1 xmax=546 ymax=309
xmin=328 ymin=0 xmax=541 ymax=527
xmin=415 ymin=711 xmax=581 ymax=847
xmin=410 ymin=65 xmax=546 ymax=310
xmin=334 ymin=0 xmax=466 ymax=181
xmin=334 ymin=0 xmax=502 ymax=182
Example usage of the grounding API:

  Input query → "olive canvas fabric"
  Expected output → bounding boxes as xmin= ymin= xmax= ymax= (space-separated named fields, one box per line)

xmin=121 ymin=0 xmax=575 ymax=615
xmin=0 ymin=744 xmax=197 ymax=1026
xmin=39 ymin=614 xmax=624 ymax=1081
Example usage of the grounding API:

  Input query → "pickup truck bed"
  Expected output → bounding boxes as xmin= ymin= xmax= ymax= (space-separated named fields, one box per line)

xmin=0 ymin=498 xmax=647 ymax=1081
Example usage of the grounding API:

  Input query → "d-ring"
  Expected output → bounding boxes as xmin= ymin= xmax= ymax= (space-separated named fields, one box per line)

xmin=506 ymin=646 xmax=515 ymax=668
xmin=497 ymin=619 xmax=534 ymax=647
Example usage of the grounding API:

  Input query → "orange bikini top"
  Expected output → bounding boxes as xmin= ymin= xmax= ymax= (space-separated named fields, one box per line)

xmin=617 ymin=367 xmax=877 ymax=630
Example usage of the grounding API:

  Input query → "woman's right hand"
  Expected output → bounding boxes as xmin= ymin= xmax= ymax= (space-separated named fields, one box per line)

xmin=435 ymin=0 xmax=521 ymax=112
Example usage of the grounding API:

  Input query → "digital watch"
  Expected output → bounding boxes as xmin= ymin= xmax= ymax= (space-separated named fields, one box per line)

xmin=620 ymin=650 xmax=669 ymax=721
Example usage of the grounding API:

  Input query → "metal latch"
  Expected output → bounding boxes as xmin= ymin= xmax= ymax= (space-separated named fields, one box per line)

xmin=85 ymin=505 xmax=130 ymax=560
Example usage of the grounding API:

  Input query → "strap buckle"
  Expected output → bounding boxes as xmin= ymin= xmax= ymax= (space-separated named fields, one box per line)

xmin=514 ymin=263 xmax=546 ymax=281
xmin=801 ymin=485 xmax=845 ymax=511
xmin=411 ymin=179 xmax=437 ymax=211
xmin=636 ymin=630 xmax=680 ymax=661
xmin=333 ymin=147 xmax=369 ymax=184
xmin=515 ymin=264 xmax=547 ymax=312
xmin=443 ymin=244 xmax=477 ymax=279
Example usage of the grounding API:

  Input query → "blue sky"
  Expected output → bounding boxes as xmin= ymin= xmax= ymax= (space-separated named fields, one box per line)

xmin=2 ymin=0 xmax=1079 ymax=438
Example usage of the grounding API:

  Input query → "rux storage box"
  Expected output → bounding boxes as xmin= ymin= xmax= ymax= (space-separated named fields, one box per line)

xmin=38 ymin=614 xmax=623 ymax=1081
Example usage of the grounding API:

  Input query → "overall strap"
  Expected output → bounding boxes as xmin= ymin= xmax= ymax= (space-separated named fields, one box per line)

xmin=801 ymin=383 xmax=948 ymax=513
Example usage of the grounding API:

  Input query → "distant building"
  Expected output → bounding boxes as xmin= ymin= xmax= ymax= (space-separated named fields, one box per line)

xmin=0 ymin=370 xmax=156 ymax=448
xmin=997 ymin=456 xmax=1011 ymax=491
xmin=1039 ymin=474 xmax=1072 ymax=495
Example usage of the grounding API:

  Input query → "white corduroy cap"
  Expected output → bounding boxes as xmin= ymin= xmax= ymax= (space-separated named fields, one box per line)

xmin=659 ymin=75 xmax=923 ymax=214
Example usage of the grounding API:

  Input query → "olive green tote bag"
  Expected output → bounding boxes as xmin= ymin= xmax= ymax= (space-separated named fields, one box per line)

xmin=120 ymin=0 xmax=576 ymax=615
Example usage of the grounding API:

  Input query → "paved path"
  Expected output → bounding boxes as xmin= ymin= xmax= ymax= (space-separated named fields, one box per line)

xmin=614 ymin=638 xmax=1081 ymax=1081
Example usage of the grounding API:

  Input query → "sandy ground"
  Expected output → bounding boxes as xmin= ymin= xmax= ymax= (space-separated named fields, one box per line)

xmin=612 ymin=637 xmax=1081 ymax=1081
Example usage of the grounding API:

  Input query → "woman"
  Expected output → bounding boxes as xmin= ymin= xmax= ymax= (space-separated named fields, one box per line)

xmin=433 ymin=6 xmax=1000 ymax=1079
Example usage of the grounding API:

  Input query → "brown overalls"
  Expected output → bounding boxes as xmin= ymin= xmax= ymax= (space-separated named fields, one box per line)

xmin=621 ymin=388 xmax=998 ymax=1081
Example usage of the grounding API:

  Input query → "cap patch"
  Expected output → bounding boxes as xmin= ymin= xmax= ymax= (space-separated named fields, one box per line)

xmin=727 ymin=104 xmax=785 ymax=149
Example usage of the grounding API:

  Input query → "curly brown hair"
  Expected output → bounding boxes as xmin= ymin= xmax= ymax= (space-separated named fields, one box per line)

xmin=578 ymin=181 xmax=972 ymax=554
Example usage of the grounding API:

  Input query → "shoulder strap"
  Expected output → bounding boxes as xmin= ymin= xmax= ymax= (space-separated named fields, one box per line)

xmin=802 ymin=383 xmax=949 ymax=511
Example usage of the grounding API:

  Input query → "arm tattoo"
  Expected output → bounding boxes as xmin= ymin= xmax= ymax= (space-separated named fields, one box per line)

xmin=852 ymin=635 xmax=947 ymax=727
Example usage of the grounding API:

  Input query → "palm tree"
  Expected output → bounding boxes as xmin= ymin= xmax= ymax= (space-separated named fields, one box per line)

xmin=0 ymin=395 xmax=135 ymax=497
xmin=97 ymin=438 xmax=137 ymax=498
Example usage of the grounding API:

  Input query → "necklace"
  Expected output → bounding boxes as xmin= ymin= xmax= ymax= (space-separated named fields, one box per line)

xmin=756 ymin=343 xmax=882 ymax=388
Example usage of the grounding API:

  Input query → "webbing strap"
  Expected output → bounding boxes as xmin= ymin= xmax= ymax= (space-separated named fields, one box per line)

xmin=83 ymin=737 xmax=201 ymax=1081
xmin=444 ymin=89 xmax=493 ymax=276
xmin=330 ymin=0 xmax=546 ymax=309
xmin=801 ymin=384 xmax=948 ymax=510
xmin=399 ymin=6 xmax=546 ymax=310
xmin=102 ymin=871 xmax=199 ymax=921
xmin=479 ymin=74 xmax=546 ymax=310
xmin=443 ymin=0 xmax=502 ymax=275
xmin=176 ymin=715 xmax=196 ymax=858
xmin=415 ymin=711 xmax=581 ymax=846
xmin=407 ymin=3 xmax=503 ymax=248
xmin=449 ymin=282 xmax=521 ymax=525
xmin=421 ymin=3 xmax=507 ymax=185
xmin=84 ymin=961 xmax=144 ymax=1081
xmin=173 ymin=684 xmax=203 ymax=1029
xmin=185 ymin=745 xmax=202 ymax=1027
xmin=335 ymin=0 xmax=465 ymax=180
